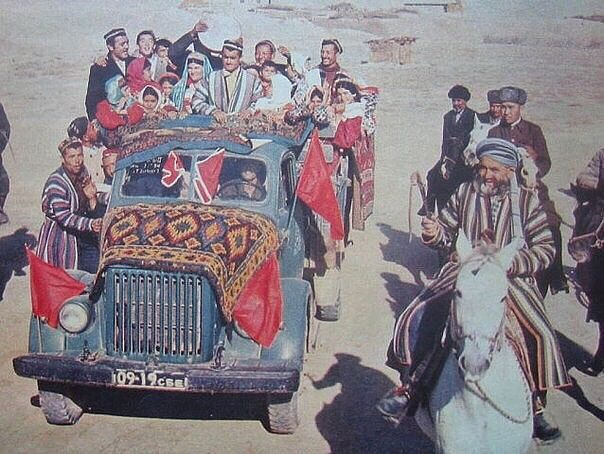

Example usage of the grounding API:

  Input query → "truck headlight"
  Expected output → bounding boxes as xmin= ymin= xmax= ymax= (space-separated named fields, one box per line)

xmin=59 ymin=296 xmax=92 ymax=334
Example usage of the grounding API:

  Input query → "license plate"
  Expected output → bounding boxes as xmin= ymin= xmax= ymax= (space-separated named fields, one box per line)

xmin=111 ymin=369 xmax=188 ymax=389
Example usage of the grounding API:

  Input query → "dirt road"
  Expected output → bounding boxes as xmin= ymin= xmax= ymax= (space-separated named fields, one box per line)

xmin=0 ymin=1 xmax=602 ymax=452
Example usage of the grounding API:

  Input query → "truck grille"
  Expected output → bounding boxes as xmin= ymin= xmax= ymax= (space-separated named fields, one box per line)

xmin=108 ymin=269 xmax=203 ymax=358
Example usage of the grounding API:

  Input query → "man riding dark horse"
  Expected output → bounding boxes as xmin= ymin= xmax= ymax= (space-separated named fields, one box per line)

xmin=570 ymin=148 xmax=604 ymax=375
xmin=420 ymin=85 xmax=475 ymax=216
xmin=378 ymin=138 xmax=570 ymax=443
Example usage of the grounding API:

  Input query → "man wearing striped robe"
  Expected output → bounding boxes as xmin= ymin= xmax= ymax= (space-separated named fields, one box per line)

xmin=36 ymin=139 xmax=103 ymax=271
xmin=192 ymin=39 xmax=262 ymax=122
xmin=378 ymin=138 xmax=569 ymax=442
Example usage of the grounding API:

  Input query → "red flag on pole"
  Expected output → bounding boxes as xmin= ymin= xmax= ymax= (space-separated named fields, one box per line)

xmin=161 ymin=150 xmax=185 ymax=188
xmin=296 ymin=129 xmax=345 ymax=240
xmin=26 ymin=249 xmax=86 ymax=328
xmin=232 ymin=253 xmax=283 ymax=348
xmin=194 ymin=149 xmax=225 ymax=204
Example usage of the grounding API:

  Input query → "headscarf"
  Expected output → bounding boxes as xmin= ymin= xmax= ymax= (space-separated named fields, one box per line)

xmin=171 ymin=52 xmax=213 ymax=111
xmin=138 ymin=85 xmax=163 ymax=112
xmin=127 ymin=57 xmax=159 ymax=93
xmin=476 ymin=138 xmax=525 ymax=247
xmin=105 ymin=75 xmax=129 ymax=107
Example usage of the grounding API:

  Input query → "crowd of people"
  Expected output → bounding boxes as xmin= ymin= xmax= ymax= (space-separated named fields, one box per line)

xmin=2 ymin=15 xmax=600 ymax=447
xmin=378 ymin=83 xmax=603 ymax=444
xmin=34 ymin=19 xmax=376 ymax=277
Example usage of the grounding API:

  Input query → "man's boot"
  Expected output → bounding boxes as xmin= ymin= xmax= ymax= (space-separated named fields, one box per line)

xmin=376 ymin=384 xmax=412 ymax=426
xmin=533 ymin=413 xmax=561 ymax=442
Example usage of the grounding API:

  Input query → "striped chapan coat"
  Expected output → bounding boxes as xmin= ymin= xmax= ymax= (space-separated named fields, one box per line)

xmin=392 ymin=181 xmax=570 ymax=390
xmin=200 ymin=68 xmax=262 ymax=114
xmin=36 ymin=166 xmax=95 ymax=269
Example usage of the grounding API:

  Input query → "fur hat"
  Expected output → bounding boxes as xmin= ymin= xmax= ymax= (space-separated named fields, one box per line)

xmin=448 ymin=85 xmax=471 ymax=101
xmin=499 ymin=86 xmax=527 ymax=105
xmin=486 ymin=89 xmax=501 ymax=104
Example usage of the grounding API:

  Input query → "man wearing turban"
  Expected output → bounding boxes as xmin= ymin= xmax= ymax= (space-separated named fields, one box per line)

xmin=488 ymin=86 xmax=569 ymax=296
xmin=421 ymin=85 xmax=477 ymax=215
xmin=379 ymin=138 xmax=569 ymax=442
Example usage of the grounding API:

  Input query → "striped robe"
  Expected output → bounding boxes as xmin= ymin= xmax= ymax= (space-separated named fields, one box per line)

xmin=200 ymin=68 xmax=262 ymax=114
xmin=36 ymin=167 xmax=95 ymax=269
xmin=392 ymin=181 xmax=570 ymax=390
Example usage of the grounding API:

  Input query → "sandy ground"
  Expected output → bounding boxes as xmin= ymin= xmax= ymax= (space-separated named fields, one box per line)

xmin=0 ymin=0 xmax=603 ymax=452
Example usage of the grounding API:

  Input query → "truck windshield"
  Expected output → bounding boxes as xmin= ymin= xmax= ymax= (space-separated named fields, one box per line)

xmin=120 ymin=151 xmax=267 ymax=203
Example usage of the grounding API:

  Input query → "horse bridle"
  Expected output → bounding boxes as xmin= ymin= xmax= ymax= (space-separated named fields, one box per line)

xmin=449 ymin=293 xmax=506 ymax=382
xmin=572 ymin=214 xmax=604 ymax=249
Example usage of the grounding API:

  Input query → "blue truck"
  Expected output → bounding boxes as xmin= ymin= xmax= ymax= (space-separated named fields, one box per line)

xmin=13 ymin=120 xmax=348 ymax=433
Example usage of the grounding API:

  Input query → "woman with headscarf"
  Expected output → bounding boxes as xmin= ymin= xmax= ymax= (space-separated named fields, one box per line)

xmin=126 ymin=58 xmax=160 ymax=95
xmin=96 ymin=75 xmax=144 ymax=130
xmin=172 ymin=51 xmax=212 ymax=115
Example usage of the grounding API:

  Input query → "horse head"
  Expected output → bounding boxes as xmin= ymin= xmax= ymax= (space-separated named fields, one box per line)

xmin=450 ymin=233 xmax=517 ymax=382
xmin=462 ymin=115 xmax=498 ymax=167
xmin=568 ymin=185 xmax=604 ymax=263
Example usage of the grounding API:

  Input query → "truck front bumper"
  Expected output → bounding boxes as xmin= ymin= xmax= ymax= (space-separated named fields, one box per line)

xmin=13 ymin=353 xmax=300 ymax=393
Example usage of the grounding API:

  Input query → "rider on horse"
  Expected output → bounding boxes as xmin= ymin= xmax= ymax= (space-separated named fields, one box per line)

xmin=378 ymin=138 xmax=571 ymax=442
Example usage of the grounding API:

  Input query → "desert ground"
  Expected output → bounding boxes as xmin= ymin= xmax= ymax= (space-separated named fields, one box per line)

xmin=0 ymin=0 xmax=602 ymax=452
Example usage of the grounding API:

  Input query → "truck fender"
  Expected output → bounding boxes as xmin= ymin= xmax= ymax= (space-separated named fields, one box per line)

xmin=261 ymin=278 xmax=312 ymax=364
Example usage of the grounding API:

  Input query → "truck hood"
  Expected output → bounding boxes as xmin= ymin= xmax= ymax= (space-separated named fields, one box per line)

xmin=95 ymin=202 xmax=280 ymax=322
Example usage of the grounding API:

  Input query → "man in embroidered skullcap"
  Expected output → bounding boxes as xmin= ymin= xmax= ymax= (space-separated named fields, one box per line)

xmin=477 ymin=89 xmax=503 ymax=125
xmin=488 ymin=86 xmax=568 ymax=296
xmin=36 ymin=138 xmax=104 ymax=273
xmin=378 ymin=137 xmax=569 ymax=443
xmin=85 ymin=28 xmax=135 ymax=120
xmin=421 ymin=85 xmax=476 ymax=215
xmin=192 ymin=38 xmax=262 ymax=123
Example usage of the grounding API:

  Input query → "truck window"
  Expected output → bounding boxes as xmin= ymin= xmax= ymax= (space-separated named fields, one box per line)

xmin=121 ymin=153 xmax=192 ymax=199
xmin=212 ymin=157 xmax=267 ymax=202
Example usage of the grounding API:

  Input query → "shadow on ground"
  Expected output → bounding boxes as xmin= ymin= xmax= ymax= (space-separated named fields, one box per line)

xmin=312 ymin=353 xmax=433 ymax=453
xmin=378 ymin=223 xmax=438 ymax=319
xmin=33 ymin=386 xmax=267 ymax=425
xmin=556 ymin=330 xmax=604 ymax=422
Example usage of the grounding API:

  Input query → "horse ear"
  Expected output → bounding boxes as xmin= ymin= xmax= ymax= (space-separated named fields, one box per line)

xmin=496 ymin=240 xmax=519 ymax=271
xmin=456 ymin=232 xmax=474 ymax=261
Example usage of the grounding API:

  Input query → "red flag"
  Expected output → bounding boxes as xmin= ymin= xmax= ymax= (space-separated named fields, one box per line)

xmin=296 ymin=129 xmax=345 ymax=240
xmin=161 ymin=150 xmax=185 ymax=188
xmin=26 ymin=249 xmax=86 ymax=328
xmin=232 ymin=253 xmax=283 ymax=348
xmin=194 ymin=149 xmax=225 ymax=204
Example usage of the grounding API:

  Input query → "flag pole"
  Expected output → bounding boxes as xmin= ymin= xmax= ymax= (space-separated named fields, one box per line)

xmin=36 ymin=317 xmax=43 ymax=352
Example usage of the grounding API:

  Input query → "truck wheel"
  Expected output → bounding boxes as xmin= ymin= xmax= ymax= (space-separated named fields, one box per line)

xmin=306 ymin=297 xmax=319 ymax=353
xmin=266 ymin=392 xmax=299 ymax=434
xmin=38 ymin=382 xmax=83 ymax=425
xmin=316 ymin=302 xmax=341 ymax=322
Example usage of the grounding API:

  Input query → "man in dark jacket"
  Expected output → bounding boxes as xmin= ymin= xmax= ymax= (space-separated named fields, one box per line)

xmin=421 ymin=85 xmax=476 ymax=214
xmin=476 ymin=89 xmax=503 ymax=125
xmin=488 ymin=86 xmax=568 ymax=295
xmin=85 ymin=28 xmax=135 ymax=120
xmin=0 ymin=102 xmax=10 ymax=224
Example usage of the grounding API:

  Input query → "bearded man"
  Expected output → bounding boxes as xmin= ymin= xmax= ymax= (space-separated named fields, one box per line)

xmin=488 ymin=86 xmax=568 ymax=295
xmin=378 ymin=138 xmax=569 ymax=442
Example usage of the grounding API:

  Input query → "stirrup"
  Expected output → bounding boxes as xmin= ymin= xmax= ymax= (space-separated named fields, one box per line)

xmin=376 ymin=385 xmax=412 ymax=427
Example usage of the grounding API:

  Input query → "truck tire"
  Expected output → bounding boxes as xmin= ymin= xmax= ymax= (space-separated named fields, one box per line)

xmin=38 ymin=382 xmax=83 ymax=425
xmin=266 ymin=392 xmax=299 ymax=434
xmin=316 ymin=302 xmax=341 ymax=322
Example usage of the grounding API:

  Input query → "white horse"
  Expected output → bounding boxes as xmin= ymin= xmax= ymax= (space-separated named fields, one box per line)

xmin=415 ymin=233 xmax=533 ymax=454
xmin=462 ymin=114 xmax=499 ymax=167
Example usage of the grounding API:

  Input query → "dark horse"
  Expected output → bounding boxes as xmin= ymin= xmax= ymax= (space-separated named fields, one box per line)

xmin=568 ymin=184 xmax=604 ymax=375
